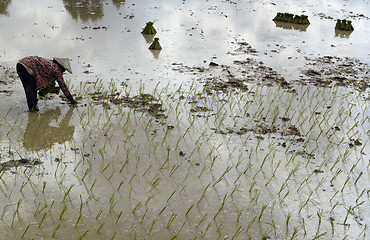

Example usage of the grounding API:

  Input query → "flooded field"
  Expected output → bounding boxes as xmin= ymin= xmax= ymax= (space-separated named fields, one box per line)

xmin=0 ymin=0 xmax=369 ymax=239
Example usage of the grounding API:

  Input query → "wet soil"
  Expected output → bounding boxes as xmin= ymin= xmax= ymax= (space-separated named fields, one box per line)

xmin=89 ymin=90 xmax=166 ymax=118
xmin=0 ymin=158 xmax=41 ymax=172
xmin=301 ymin=56 xmax=370 ymax=90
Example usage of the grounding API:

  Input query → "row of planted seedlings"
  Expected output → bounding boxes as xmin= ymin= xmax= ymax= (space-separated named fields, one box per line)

xmin=0 ymin=77 xmax=368 ymax=239
xmin=273 ymin=12 xmax=355 ymax=31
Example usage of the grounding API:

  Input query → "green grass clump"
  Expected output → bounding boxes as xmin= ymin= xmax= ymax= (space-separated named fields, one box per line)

xmin=273 ymin=12 xmax=310 ymax=25
xmin=141 ymin=21 xmax=157 ymax=35
xmin=149 ymin=38 xmax=162 ymax=50
xmin=335 ymin=19 xmax=354 ymax=31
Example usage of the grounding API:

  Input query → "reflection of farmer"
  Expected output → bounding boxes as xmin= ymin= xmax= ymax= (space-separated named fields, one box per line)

xmin=23 ymin=107 xmax=75 ymax=150
xmin=16 ymin=56 xmax=76 ymax=111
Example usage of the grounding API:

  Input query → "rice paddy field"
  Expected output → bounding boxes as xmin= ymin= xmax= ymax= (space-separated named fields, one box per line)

xmin=0 ymin=0 xmax=369 ymax=239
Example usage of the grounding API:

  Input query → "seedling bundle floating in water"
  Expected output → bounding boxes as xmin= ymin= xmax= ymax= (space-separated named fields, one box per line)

xmin=141 ymin=21 xmax=157 ymax=35
xmin=149 ymin=38 xmax=162 ymax=50
xmin=335 ymin=19 xmax=354 ymax=31
xmin=273 ymin=12 xmax=310 ymax=25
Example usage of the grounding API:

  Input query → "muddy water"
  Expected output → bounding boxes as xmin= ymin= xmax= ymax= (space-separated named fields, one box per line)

xmin=0 ymin=0 xmax=369 ymax=239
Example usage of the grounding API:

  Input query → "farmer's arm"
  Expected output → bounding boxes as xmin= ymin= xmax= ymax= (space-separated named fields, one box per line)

xmin=56 ymin=75 xmax=75 ymax=104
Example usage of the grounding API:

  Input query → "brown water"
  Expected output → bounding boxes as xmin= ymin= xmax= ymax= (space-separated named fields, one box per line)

xmin=0 ymin=0 xmax=369 ymax=239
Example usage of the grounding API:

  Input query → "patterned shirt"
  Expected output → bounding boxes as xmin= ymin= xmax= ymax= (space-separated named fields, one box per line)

xmin=18 ymin=56 xmax=74 ymax=102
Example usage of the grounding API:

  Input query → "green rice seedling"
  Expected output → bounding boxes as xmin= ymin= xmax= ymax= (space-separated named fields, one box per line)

xmin=80 ymin=230 xmax=89 ymax=239
xmin=52 ymin=224 xmax=61 ymax=238
xmin=258 ymin=204 xmax=268 ymax=221
xmin=117 ymin=180 xmax=125 ymax=191
xmin=316 ymin=209 xmax=323 ymax=233
xmin=59 ymin=205 xmax=68 ymax=219
xmin=357 ymin=224 xmax=368 ymax=239
xmin=3 ymin=106 xmax=13 ymax=119
xmin=75 ymin=213 xmax=84 ymax=227
xmin=185 ymin=204 xmax=194 ymax=216
xmin=265 ymin=159 xmax=282 ymax=187
xmin=299 ymin=191 xmax=313 ymax=214
xmin=129 ymin=173 xmax=137 ymax=184
xmin=312 ymin=231 xmax=327 ymax=240
xmin=231 ymin=226 xmax=243 ymax=240
xmin=330 ymin=157 xmax=341 ymax=171
xmin=34 ymin=202 xmax=46 ymax=217
xmin=285 ymin=211 xmax=291 ymax=230
xmin=132 ymin=201 xmax=142 ymax=214
xmin=20 ymin=181 xmax=27 ymax=193
xmin=63 ymin=184 xmax=74 ymax=202
xmin=245 ymin=216 xmax=257 ymax=234
xmin=315 ymin=177 xmax=326 ymax=191
xmin=201 ymin=223 xmax=212 ymax=239
xmin=166 ymin=213 xmax=177 ymax=228
xmin=110 ymin=232 xmax=118 ymax=240
xmin=21 ymin=224 xmax=31 ymax=238
xmin=354 ymin=171 xmax=363 ymax=186
xmin=330 ymin=201 xmax=339 ymax=213
xmin=115 ymin=210 xmax=123 ymax=224
xmin=109 ymin=193 xmax=117 ymax=214
xmin=38 ymin=212 xmax=48 ymax=228
xmin=290 ymin=227 xmax=299 ymax=240
xmin=169 ymin=164 xmax=180 ymax=177
xmin=159 ymin=205 xmax=167 ymax=216
xmin=148 ymin=219 xmax=156 ymax=235
xmin=356 ymin=188 xmax=367 ymax=203
xmin=95 ymin=208 xmax=104 ymax=220
xmin=197 ymin=183 xmax=210 ymax=205
xmin=341 ymin=176 xmax=351 ymax=192
xmin=167 ymin=190 xmax=177 ymax=202
xmin=140 ymin=209 xmax=149 ymax=224
xmin=196 ymin=213 xmax=209 ymax=228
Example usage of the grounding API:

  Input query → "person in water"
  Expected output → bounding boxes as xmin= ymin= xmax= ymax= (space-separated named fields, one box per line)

xmin=16 ymin=56 xmax=76 ymax=111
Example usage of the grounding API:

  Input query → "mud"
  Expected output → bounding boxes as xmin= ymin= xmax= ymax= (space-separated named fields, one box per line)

xmin=0 ymin=158 xmax=41 ymax=172
xmin=301 ymin=56 xmax=370 ymax=90
xmin=89 ymin=90 xmax=167 ymax=118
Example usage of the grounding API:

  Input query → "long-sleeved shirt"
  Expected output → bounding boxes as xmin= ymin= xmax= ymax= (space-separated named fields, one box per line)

xmin=18 ymin=56 xmax=74 ymax=102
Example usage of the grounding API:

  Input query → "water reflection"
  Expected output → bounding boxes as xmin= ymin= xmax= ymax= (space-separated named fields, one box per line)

xmin=273 ymin=21 xmax=309 ymax=32
xmin=0 ymin=0 xmax=11 ymax=16
xmin=112 ymin=0 xmax=125 ymax=9
xmin=142 ymin=34 xmax=156 ymax=44
xmin=23 ymin=107 xmax=75 ymax=150
xmin=63 ymin=0 xmax=104 ymax=22
xmin=335 ymin=29 xmax=353 ymax=38
xmin=62 ymin=0 xmax=125 ymax=22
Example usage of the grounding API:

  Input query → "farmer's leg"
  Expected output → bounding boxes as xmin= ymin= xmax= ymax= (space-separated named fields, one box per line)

xmin=16 ymin=63 xmax=38 ymax=111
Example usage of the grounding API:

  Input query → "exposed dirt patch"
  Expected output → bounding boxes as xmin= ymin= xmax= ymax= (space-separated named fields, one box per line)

xmin=228 ymin=41 xmax=258 ymax=56
xmin=212 ymin=122 xmax=302 ymax=138
xmin=102 ymin=92 xmax=167 ymax=119
xmin=0 ymin=158 xmax=41 ymax=172
xmin=301 ymin=56 xmax=370 ymax=90
xmin=190 ymin=106 xmax=210 ymax=113
xmin=173 ymin=58 xmax=290 ymax=95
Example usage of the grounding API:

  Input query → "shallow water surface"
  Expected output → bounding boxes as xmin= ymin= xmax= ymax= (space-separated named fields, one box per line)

xmin=0 ymin=0 xmax=369 ymax=239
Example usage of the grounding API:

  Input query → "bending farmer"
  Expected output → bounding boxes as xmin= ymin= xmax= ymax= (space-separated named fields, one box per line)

xmin=16 ymin=56 xmax=76 ymax=110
